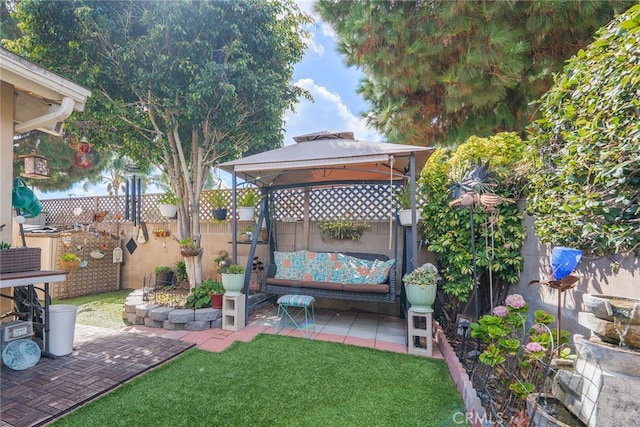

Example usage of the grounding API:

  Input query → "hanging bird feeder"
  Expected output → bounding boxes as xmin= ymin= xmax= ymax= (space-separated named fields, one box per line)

xmin=20 ymin=140 xmax=49 ymax=179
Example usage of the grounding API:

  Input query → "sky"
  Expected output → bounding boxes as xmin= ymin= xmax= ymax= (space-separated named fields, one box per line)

xmin=35 ymin=1 xmax=381 ymax=200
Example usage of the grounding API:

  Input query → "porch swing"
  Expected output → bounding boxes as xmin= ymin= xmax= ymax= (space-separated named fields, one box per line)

xmin=219 ymin=131 xmax=435 ymax=321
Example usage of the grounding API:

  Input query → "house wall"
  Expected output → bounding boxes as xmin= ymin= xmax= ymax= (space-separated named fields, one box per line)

xmin=509 ymin=214 xmax=640 ymax=337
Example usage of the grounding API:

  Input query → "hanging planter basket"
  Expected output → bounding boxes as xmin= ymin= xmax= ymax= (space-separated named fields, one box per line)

xmin=180 ymin=246 xmax=201 ymax=257
xmin=60 ymin=259 xmax=81 ymax=271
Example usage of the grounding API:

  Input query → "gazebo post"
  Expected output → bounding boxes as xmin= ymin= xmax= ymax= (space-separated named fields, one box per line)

xmin=409 ymin=153 xmax=418 ymax=272
xmin=231 ymin=169 xmax=238 ymax=263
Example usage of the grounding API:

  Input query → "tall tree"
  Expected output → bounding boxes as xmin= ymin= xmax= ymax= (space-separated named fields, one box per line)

xmin=7 ymin=0 xmax=310 ymax=286
xmin=316 ymin=0 xmax=630 ymax=146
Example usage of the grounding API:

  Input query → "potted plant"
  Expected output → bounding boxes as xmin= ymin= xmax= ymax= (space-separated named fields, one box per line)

xmin=152 ymin=228 xmax=170 ymax=238
xmin=237 ymin=188 xmax=260 ymax=221
xmin=179 ymin=237 xmax=201 ymax=257
xmin=395 ymin=183 xmax=414 ymax=226
xmin=185 ymin=280 xmax=218 ymax=309
xmin=209 ymin=189 xmax=227 ymax=221
xmin=318 ymin=218 xmax=370 ymax=241
xmin=220 ymin=264 xmax=246 ymax=296
xmin=208 ymin=280 xmax=225 ymax=309
xmin=154 ymin=266 xmax=175 ymax=287
xmin=60 ymin=253 xmax=81 ymax=271
xmin=238 ymin=225 xmax=253 ymax=242
xmin=157 ymin=192 xmax=178 ymax=218
xmin=402 ymin=262 xmax=440 ymax=313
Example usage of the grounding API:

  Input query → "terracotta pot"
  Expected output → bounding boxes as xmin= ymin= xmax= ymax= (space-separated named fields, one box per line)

xmin=210 ymin=292 xmax=223 ymax=309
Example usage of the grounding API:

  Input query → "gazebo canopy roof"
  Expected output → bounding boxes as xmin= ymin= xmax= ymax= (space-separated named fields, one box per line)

xmin=218 ymin=131 xmax=435 ymax=187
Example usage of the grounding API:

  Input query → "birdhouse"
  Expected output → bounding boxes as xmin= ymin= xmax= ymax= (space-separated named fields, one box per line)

xmin=20 ymin=151 xmax=49 ymax=179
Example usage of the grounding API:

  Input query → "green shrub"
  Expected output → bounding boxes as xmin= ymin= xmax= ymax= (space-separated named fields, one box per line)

xmin=526 ymin=5 xmax=640 ymax=256
xmin=175 ymin=261 xmax=187 ymax=282
xmin=185 ymin=280 xmax=222 ymax=309
xmin=420 ymin=132 xmax=527 ymax=321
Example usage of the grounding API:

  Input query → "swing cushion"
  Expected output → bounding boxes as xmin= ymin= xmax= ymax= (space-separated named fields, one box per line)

xmin=273 ymin=251 xmax=307 ymax=280
xmin=265 ymin=251 xmax=396 ymax=303
xmin=364 ymin=259 xmax=396 ymax=284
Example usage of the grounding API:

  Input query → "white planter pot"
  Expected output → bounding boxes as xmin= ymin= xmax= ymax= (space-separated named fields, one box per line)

xmin=238 ymin=207 xmax=255 ymax=221
xmin=158 ymin=204 xmax=178 ymax=218
xmin=405 ymin=284 xmax=437 ymax=313
xmin=221 ymin=273 xmax=245 ymax=296
xmin=398 ymin=209 xmax=414 ymax=226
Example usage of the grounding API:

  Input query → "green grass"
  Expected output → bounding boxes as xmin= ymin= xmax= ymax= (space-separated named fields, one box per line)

xmin=52 ymin=334 xmax=465 ymax=426
xmin=52 ymin=289 xmax=133 ymax=330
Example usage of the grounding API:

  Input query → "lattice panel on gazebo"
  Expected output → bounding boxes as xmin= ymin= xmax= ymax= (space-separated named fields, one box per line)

xmin=40 ymin=184 xmax=397 ymax=226
xmin=271 ymin=188 xmax=306 ymax=221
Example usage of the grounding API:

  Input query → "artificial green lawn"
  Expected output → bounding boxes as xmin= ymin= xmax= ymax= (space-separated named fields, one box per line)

xmin=52 ymin=289 xmax=133 ymax=329
xmin=52 ymin=334 xmax=465 ymax=426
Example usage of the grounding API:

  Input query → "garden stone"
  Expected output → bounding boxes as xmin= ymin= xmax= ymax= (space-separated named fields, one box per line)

xmin=168 ymin=308 xmax=197 ymax=324
xmin=184 ymin=320 xmax=211 ymax=331
xmin=126 ymin=313 xmax=144 ymax=325
xmin=123 ymin=300 xmax=139 ymax=314
xmin=135 ymin=303 xmax=160 ymax=318
xmin=163 ymin=320 xmax=184 ymax=330
xmin=144 ymin=317 xmax=163 ymax=328
xmin=211 ymin=318 xmax=222 ymax=329
xmin=194 ymin=308 xmax=221 ymax=322
xmin=148 ymin=306 xmax=174 ymax=322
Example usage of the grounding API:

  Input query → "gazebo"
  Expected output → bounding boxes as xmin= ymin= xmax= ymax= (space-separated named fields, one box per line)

xmin=219 ymin=131 xmax=435 ymax=316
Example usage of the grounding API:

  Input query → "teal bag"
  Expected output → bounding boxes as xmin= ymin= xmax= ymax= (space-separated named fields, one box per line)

xmin=12 ymin=177 xmax=42 ymax=218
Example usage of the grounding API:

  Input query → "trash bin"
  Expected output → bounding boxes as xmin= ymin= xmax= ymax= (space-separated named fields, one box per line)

xmin=48 ymin=304 xmax=78 ymax=356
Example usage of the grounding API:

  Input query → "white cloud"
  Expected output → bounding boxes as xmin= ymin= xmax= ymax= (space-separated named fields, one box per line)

xmin=303 ymin=32 xmax=325 ymax=56
xmin=284 ymin=78 xmax=382 ymax=145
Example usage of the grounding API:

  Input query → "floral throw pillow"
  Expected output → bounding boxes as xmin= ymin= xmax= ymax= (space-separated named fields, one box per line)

xmin=364 ymin=259 xmax=396 ymax=284
xmin=304 ymin=251 xmax=337 ymax=281
xmin=330 ymin=253 xmax=373 ymax=284
xmin=274 ymin=251 xmax=307 ymax=280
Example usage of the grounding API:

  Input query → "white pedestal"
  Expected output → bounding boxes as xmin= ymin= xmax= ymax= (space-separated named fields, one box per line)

xmin=222 ymin=295 xmax=245 ymax=331
xmin=408 ymin=309 xmax=433 ymax=357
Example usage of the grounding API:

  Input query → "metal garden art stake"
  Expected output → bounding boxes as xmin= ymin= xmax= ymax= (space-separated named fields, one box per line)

xmin=448 ymin=159 xmax=514 ymax=320
xmin=528 ymin=246 xmax=582 ymax=353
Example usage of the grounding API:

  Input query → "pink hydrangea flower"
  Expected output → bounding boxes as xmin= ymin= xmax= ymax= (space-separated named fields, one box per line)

xmin=493 ymin=305 xmax=509 ymax=317
xmin=505 ymin=294 xmax=526 ymax=309
xmin=531 ymin=324 xmax=548 ymax=335
xmin=525 ymin=342 xmax=545 ymax=353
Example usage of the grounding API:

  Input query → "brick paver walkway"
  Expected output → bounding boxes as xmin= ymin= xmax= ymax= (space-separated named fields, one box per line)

xmin=0 ymin=325 xmax=194 ymax=427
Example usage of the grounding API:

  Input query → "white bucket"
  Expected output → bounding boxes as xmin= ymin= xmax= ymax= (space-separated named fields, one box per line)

xmin=48 ymin=304 xmax=78 ymax=356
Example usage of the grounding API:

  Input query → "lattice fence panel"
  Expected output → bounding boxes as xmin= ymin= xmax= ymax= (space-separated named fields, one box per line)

xmin=40 ymin=184 xmax=397 ymax=226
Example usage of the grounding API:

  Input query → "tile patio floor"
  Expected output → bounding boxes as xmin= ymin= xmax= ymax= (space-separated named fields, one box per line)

xmin=124 ymin=305 xmax=443 ymax=359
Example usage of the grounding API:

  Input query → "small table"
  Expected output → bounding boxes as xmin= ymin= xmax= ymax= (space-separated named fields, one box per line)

xmin=275 ymin=295 xmax=316 ymax=339
xmin=0 ymin=270 xmax=68 ymax=358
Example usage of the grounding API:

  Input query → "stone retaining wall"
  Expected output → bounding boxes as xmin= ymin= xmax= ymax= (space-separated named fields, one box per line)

xmin=123 ymin=289 xmax=222 ymax=330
